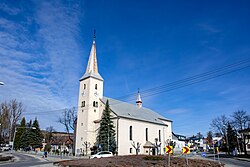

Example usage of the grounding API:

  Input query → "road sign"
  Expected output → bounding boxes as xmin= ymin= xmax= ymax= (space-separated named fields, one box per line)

xmin=165 ymin=146 xmax=173 ymax=154
xmin=182 ymin=146 xmax=190 ymax=154
xmin=201 ymin=152 xmax=206 ymax=157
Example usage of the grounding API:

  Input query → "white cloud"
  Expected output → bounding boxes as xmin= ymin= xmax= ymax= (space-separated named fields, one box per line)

xmin=0 ymin=1 xmax=83 ymax=131
xmin=0 ymin=3 xmax=21 ymax=15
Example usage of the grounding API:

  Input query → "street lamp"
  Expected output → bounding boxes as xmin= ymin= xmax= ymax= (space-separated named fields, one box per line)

xmin=12 ymin=126 xmax=36 ymax=152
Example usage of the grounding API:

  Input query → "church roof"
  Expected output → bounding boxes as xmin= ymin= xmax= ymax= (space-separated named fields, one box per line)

xmin=101 ymin=97 xmax=172 ymax=125
xmin=80 ymin=38 xmax=103 ymax=81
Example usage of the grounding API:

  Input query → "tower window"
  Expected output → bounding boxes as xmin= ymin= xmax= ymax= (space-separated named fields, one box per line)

xmin=130 ymin=148 xmax=132 ymax=153
xmin=81 ymin=101 xmax=85 ymax=107
xmin=84 ymin=84 xmax=86 ymax=89
xmin=94 ymin=109 xmax=96 ymax=112
xmin=81 ymin=123 xmax=83 ymax=126
xmin=146 ymin=128 xmax=148 ymax=141
xmin=93 ymin=101 xmax=98 ymax=107
xmin=95 ymin=84 xmax=97 ymax=90
xmin=129 ymin=126 xmax=133 ymax=140
xmin=159 ymin=130 xmax=161 ymax=142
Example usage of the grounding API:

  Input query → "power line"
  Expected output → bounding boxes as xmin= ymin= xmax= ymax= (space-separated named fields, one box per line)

xmin=114 ymin=58 xmax=250 ymax=101
xmin=24 ymin=58 xmax=250 ymax=115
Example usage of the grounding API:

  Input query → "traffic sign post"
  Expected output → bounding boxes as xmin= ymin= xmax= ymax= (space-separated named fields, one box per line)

xmin=182 ymin=147 xmax=190 ymax=166
xmin=216 ymin=147 xmax=221 ymax=164
xmin=165 ymin=146 xmax=173 ymax=166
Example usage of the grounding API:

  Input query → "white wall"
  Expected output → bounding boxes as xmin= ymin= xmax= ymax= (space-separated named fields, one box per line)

xmin=117 ymin=118 xmax=172 ymax=155
xmin=75 ymin=77 xmax=103 ymax=155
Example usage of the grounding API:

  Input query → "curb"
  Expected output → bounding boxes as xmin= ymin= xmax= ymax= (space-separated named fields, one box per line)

xmin=236 ymin=158 xmax=250 ymax=162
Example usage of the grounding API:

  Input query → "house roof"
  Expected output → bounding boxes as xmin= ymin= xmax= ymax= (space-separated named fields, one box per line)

xmin=172 ymin=132 xmax=186 ymax=141
xmin=143 ymin=141 xmax=155 ymax=148
xmin=101 ymin=97 xmax=172 ymax=126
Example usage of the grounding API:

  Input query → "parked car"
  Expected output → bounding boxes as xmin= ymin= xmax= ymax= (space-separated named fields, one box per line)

xmin=90 ymin=151 xmax=113 ymax=159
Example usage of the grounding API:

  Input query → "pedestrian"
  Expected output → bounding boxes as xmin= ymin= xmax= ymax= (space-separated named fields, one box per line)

xmin=43 ymin=151 xmax=48 ymax=158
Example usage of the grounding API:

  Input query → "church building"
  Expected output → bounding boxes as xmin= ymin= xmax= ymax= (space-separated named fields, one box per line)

xmin=75 ymin=35 xmax=173 ymax=155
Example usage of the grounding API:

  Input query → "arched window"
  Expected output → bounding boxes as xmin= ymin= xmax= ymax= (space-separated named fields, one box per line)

xmin=146 ymin=128 xmax=148 ymax=141
xmin=129 ymin=126 xmax=132 ymax=140
xmin=84 ymin=84 xmax=86 ymax=89
xmin=159 ymin=130 xmax=161 ymax=142
xmin=93 ymin=101 xmax=95 ymax=107
xmin=95 ymin=84 xmax=97 ymax=90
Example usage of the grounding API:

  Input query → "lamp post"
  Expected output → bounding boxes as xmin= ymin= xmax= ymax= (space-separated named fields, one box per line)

xmin=12 ymin=126 xmax=36 ymax=152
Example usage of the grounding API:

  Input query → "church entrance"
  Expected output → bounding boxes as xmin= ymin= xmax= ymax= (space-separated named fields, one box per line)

xmin=152 ymin=148 xmax=156 ymax=155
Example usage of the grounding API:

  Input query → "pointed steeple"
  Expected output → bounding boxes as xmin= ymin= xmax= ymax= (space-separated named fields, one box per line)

xmin=80 ymin=31 xmax=103 ymax=81
xmin=136 ymin=89 xmax=142 ymax=108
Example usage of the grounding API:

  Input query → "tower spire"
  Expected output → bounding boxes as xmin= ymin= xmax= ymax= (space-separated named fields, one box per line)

xmin=80 ymin=31 xmax=103 ymax=81
xmin=136 ymin=88 xmax=142 ymax=108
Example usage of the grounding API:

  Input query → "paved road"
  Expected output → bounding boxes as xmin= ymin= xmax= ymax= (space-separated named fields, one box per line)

xmin=0 ymin=152 xmax=52 ymax=167
xmin=206 ymin=154 xmax=250 ymax=167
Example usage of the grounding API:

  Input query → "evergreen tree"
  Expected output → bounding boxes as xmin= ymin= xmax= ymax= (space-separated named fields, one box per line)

xmin=19 ymin=119 xmax=43 ymax=150
xmin=30 ymin=118 xmax=43 ymax=149
xmin=97 ymin=100 xmax=116 ymax=153
xmin=226 ymin=123 xmax=237 ymax=153
xmin=14 ymin=117 xmax=26 ymax=150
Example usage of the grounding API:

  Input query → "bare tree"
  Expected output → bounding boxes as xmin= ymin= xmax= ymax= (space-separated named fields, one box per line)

xmin=0 ymin=102 xmax=9 ymax=143
xmin=8 ymin=99 xmax=23 ymax=141
xmin=231 ymin=110 xmax=250 ymax=155
xmin=231 ymin=110 xmax=250 ymax=130
xmin=58 ymin=107 xmax=77 ymax=139
xmin=82 ymin=141 xmax=91 ymax=156
xmin=0 ymin=100 xmax=23 ymax=143
xmin=196 ymin=132 xmax=203 ymax=139
xmin=131 ymin=141 xmax=141 ymax=155
xmin=45 ymin=126 xmax=55 ymax=144
xmin=207 ymin=131 xmax=213 ymax=146
xmin=210 ymin=115 xmax=229 ymax=135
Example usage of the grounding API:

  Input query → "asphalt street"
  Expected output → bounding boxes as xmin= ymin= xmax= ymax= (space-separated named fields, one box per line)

xmin=205 ymin=154 xmax=250 ymax=167
xmin=0 ymin=152 xmax=52 ymax=167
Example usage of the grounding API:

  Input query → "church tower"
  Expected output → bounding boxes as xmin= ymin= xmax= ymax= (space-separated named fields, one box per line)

xmin=75 ymin=33 xmax=103 ymax=155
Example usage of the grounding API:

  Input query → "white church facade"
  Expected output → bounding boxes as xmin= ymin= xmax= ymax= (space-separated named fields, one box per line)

xmin=75 ymin=35 xmax=173 ymax=156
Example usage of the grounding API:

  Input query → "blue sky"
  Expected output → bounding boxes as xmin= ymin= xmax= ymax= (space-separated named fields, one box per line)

xmin=0 ymin=0 xmax=249 ymax=137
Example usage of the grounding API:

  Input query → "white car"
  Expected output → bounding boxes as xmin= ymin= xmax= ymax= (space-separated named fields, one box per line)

xmin=90 ymin=151 xmax=113 ymax=159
